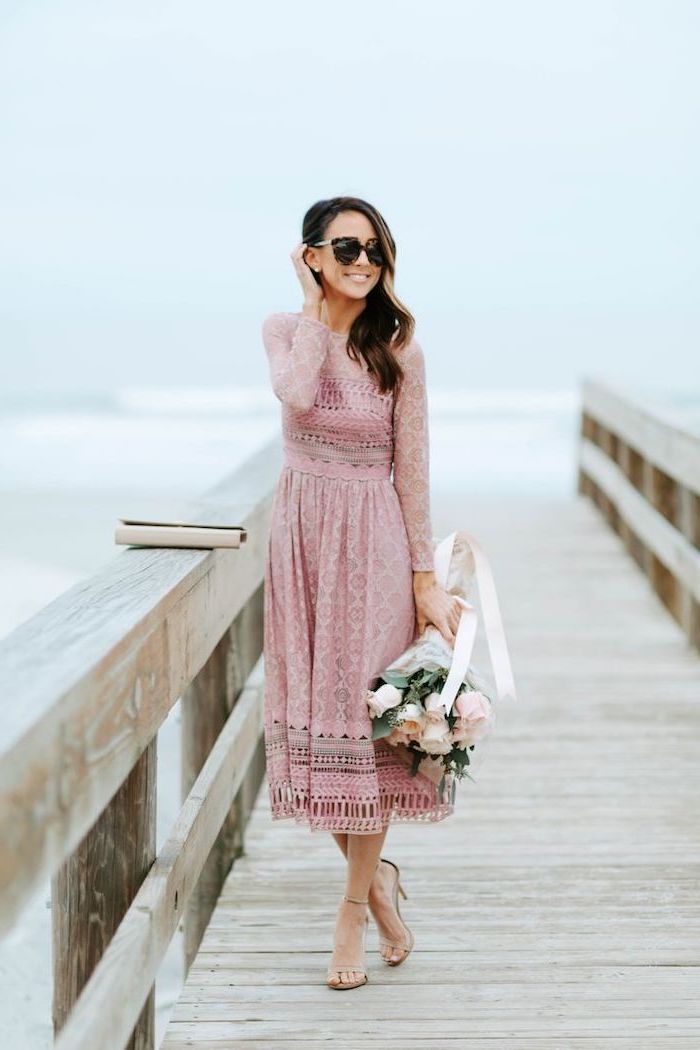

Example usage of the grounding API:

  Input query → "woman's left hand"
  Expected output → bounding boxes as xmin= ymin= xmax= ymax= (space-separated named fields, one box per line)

xmin=413 ymin=575 xmax=463 ymax=648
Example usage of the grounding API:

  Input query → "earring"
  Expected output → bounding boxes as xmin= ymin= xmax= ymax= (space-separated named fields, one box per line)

xmin=314 ymin=268 xmax=320 ymax=273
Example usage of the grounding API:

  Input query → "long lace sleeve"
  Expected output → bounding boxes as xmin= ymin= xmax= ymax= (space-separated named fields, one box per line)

xmin=392 ymin=338 xmax=435 ymax=572
xmin=262 ymin=312 xmax=332 ymax=411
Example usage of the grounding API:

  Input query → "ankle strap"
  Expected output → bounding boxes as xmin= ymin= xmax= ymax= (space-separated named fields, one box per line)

xmin=343 ymin=893 xmax=369 ymax=905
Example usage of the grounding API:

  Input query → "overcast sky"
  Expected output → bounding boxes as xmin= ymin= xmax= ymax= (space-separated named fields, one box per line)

xmin=1 ymin=0 xmax=697 ymax=391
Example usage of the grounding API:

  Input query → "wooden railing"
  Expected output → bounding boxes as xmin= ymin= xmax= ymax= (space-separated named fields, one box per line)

xmin=578 ymin=380 xmax=700 ymax=650
xmin=0 ymin=436 xmax=282 ymax=1049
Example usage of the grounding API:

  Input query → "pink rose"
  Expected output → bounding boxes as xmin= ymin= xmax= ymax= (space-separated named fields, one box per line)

xmin=454 ymin=689 xmax=490 ymax=721
xmin=386 ymin=726 xmax=412 ymax=747
xmin=453 ymin=689 xmax=492 ymax=745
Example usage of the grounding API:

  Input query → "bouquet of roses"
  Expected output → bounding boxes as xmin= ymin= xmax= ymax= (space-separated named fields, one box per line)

xmin=365 ymin=530 xmax=516 ymax=805
xmin=366 ymin=667 xmax=494 ymax=804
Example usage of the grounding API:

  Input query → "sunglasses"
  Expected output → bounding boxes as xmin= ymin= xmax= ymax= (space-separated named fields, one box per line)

xmin=310 ymin=236 xmax=385 ymax=267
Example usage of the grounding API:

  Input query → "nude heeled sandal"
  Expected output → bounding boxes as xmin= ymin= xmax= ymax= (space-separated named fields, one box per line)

xmin=326 ymin=894 xmax=370 ymax=990
xmin=375 ymin=858 xmax=415 ymax=965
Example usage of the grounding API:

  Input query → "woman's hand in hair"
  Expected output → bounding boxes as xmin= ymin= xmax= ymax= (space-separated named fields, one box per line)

xmin=292 ymin=241 xmax=324 ymax=307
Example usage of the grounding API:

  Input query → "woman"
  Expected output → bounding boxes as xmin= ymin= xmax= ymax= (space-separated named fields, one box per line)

xmin=262 ymin=196 xmax=462 ymax=990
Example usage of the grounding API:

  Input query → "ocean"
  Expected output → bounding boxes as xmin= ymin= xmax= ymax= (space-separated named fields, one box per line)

xmin=0 ymin=384 xmax=584 ymax=495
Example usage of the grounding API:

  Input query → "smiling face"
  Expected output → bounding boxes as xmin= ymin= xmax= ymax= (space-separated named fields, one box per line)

xmin=304 ymin=210 xmax=383 ymax=300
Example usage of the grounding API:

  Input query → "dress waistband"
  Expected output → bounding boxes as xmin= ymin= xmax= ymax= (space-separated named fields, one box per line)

xmin=282 ymin=446 xmax=392 ymax=480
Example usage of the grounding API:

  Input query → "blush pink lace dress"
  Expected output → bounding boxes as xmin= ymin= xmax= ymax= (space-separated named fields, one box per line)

xmin=262 ymin=310 xmax=454 ymax=834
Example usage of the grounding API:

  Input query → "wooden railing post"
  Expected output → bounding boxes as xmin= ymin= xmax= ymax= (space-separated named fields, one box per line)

xmin=181 ymin=583 xmax=265 ymax=970
xmin=678 ymin=486 xmax=700 ymax=648
xmin=51 ymin=739 xmax=157 ymax=1050
xmin=616 ymin=441 xmax=646 ymax=571
xmin=576 ymin=411 xmax=595 ymax=498
xmin=645 ymin=461 xmax=680 ymax=619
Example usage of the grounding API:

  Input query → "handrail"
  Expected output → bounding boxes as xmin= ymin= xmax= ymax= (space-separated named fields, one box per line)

xmin=0 ymin=434 xmax=282 ymax=1046
xmin=578 ymin=379 xmax=699 ymax=649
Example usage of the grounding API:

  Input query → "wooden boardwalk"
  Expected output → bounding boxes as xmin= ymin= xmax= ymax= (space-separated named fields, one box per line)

xmin=162 ymin=495 xmax=700 ymax=1049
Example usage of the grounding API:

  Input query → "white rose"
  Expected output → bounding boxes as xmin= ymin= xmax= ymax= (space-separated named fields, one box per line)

xmin=424 ymin=690 xmax=448 ymax=723
xmin=397 ymin=701 xmax=425 ymax=724
xmin=420 ymin=715 xmax=453 ymax=755
xmin=396 ymin=701 xmax=427 ymax=739
xmin=367 ymin=682 xmax=404 ymax=717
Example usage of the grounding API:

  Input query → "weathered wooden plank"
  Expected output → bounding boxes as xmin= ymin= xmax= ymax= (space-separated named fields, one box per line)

xmin=172 ymin=1003 xmax=700 ymax=1021
xmin=183 ymin=958 xmax=700 ymax=982
xmin=163 ymin=1018 xmax=700 ymax=1038
xmin=195 ymin=931 xmax=700 ymax=953
xmin=177 ymin=983 xmax=700 ymax=1006
xmin=160 ymin=1042 xmax=700 ymax=1049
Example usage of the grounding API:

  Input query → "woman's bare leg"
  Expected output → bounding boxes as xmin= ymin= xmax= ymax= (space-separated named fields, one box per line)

xmin=346 ymin=827 xmax=387 ymax=897
xmin=327 ymin=827 xmax=388 ymax=986
xmin=331 ymin=831 xmax=348 ymax=857
xmin=330 ymin=828 xmax=413 ymax=964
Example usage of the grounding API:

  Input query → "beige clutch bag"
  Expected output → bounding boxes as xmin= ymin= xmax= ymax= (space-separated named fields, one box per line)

xmin=115 ymin=499 xmax=247 ymax=550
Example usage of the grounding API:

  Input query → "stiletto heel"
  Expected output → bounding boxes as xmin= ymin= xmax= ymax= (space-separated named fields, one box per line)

xmin=326 ymin=894 xmax=369 ymax=990
xmin=374 ymin=858 xmax=415 ymax=966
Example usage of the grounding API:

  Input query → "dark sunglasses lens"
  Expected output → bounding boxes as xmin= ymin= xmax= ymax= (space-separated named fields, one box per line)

xmin=366 ymin=240 xmax=384 ymax=265
xmin=333 ymin=239 xmax=360 ymax=264
xmin=333 ymin=238 xmax=384 ymax=266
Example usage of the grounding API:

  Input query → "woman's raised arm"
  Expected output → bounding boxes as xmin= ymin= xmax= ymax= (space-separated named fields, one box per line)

xmin=262 ymin=312 xmax=332 ymax=411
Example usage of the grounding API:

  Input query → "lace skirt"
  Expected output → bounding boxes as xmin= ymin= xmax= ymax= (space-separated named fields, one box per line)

xmin=262 ymin=449 xmax=455 ymax=833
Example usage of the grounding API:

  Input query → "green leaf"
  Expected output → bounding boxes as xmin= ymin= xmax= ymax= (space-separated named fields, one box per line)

xmin=451 ymin=749 xmax=471 ymax=772
xmin=371 ymin=714 xmax=395 ymax=740
xmin=381 ymin=672 xmax=410 ymax=688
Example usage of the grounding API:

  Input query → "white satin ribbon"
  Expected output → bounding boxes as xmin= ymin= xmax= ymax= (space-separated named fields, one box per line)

xmin=433 ymin=530 xmax=517 ymax=715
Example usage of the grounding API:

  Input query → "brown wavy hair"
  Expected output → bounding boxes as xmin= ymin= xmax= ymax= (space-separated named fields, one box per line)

xmin=302 ymin=196 xmax=416 ymax=395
